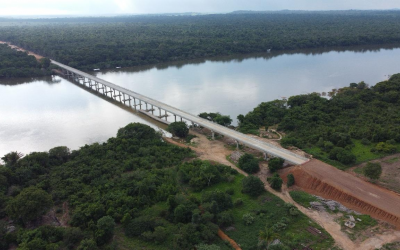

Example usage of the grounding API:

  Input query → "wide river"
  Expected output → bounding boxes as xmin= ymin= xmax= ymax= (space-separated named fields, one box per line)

xmin=1 ymin=46 xmax=400 ymax=158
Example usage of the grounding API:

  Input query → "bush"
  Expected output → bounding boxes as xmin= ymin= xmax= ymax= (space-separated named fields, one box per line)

xmin=234 ymin=198 xmax=243 ymax=207
xmin=364 ymin=162 xmax=382 ymax=180
xmin=167 ymin=121 xmax=189 ymax=138
xmin=268 ymin=158 xmax=285 ymax=173
xmin=329 ymin=147 xmax=356 ymax=164
xmin=268 ymin=173 xmax=283 ymax=190
xmin=287 ymin=174 xmax=295 ymax=187
xmin=361 ymin=138 xmax=371 ymax=145
xmin=242 ymin=176 xmax=265 ymax=197
xmin=242 ymin=213 xmax=255 ymax=225
xmin=238 ymin=153 xmax=260 ymax=173
xmin=95 ymin=216 xmax=115 ymax=245
xmin=375 ymin=142 xmax=396 ymax=153
xmin=217 ymin=210 xmax=234 ymax=227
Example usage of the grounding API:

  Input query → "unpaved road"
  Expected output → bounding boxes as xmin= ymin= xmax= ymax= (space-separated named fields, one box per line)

xmin=0 ymin=41 xmax=43 ymax=60
xmin=166 ymin=131 xmax=400 ymax=250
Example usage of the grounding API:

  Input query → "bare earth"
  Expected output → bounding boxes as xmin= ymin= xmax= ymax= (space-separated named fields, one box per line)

xmin=166 ymin=131 xmax=400 ymax=250
xmin=0 ymin=41 xmax=43 ymax=60
xmin=348 ymin=153 xmax=400 ymax=194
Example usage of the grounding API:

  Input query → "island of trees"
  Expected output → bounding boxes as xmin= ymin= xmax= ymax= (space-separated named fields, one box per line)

xmin=1 ymin=10 xmax=400 ymax=71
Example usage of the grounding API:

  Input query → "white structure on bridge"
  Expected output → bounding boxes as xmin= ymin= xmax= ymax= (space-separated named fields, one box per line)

xmin=52 ymin=60 xmax=309 ymax=165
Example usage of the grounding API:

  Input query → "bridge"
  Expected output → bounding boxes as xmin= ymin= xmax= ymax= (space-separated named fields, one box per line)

xmin=51 ymin=60 xmax=309 ymax=165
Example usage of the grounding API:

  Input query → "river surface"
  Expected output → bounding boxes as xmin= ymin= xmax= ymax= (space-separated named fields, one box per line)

xmin=1 ymin=46 xmax=400 ymax=158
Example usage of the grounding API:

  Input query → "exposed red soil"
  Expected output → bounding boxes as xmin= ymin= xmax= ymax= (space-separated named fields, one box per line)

xmin=218 ymin=229 xmax=242 ymax=250
xmin=286 ymin=159 xmax=400 ymax=228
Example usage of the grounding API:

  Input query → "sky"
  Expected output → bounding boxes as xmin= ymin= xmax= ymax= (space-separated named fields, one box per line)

xmin=0 ymin=0 xmax=400 ymax=16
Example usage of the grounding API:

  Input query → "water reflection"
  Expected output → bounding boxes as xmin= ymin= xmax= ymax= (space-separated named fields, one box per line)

xmin=0 ymin=75 xmax=61 ymax=86
xmin=1 ymin=46 xmax=400 ymax=157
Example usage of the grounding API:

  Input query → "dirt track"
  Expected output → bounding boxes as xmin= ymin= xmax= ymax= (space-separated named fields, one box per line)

xmin=167 ymin=131 xmax=400 ymax=250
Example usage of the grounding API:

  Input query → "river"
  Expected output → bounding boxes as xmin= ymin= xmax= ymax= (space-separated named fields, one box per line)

xmin=1 ymin=46 xmax=400 ymax=158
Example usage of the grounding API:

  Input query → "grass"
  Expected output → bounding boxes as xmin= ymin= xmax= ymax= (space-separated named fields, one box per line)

xmin=337 ymin=213 xmax=377 ymax=241
xmin=193 ymin=176 xmax=335 ymax=250
xmin=289 ymin=190 xmax=318 ymax=208
xmin=384 ymin=157 xmax=399 ymax=164
xmin=351 ymin=140 xmax=384 ymax=164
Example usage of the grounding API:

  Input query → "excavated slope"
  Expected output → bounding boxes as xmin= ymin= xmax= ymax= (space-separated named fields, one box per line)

xmin=289 ymin=159 xmax=400 ymax=228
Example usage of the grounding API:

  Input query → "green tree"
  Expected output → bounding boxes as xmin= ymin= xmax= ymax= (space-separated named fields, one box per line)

xmin=268 ymin=158 xmax=284 ymax=173
xmin=364 ymin=162 xmax=382 ymax=180
xmin=242 ymin=176 xmax=264 ymax=197
xmin=40 ymin=57 xmax=51 ymax=68
xmin=287 ymin=174 xmax=295 ymax=187
xmin=77 ymin=239 xmax=98 ymax=250
xmin=167 ymin=121 xmax=189 ymax=138
xmin=6 ymin=186 xmax=53 ymax=223
xmin=268 ymin=173 xmax=283 ymax=191
xmin=238 ymin=153 xmax=260 ymax=174
xmin=95 ymin=216 xmax=115 ymax=245
xmin=1 ymin=151 xmax=23 ymax=167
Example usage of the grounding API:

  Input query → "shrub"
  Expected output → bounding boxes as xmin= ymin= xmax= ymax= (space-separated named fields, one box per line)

xmin=242 ymin=176 xmax=265 ymax=197
xmin=361 ymin=138 xmax=371 ymax=145
xmin=167 ymin=121 xmax=189 ymax=138
xmin=217 ymin=211 xmax=234 ymax=227
xmin=242 ymin=213 xmax=255 ymax=225
xmin=375 ymin=142 xmax=396 ymax=153
xmin=95 ymin=216 xmax=115 ymax=245
xmin=225 ymin=187 xmax=234 ymax=195
xmin=234 ymin=198 xmax=243 ymax=207
xmin=268 ymin=173 xmax=283 ymax=190
xmin=287 ymin=174 xmax=295 ymax=187
xmin=268 ymin=158 xmax=285 ymax=173
xmin=238 ymin=153 xmax=260 ymax=173
xmin=364 ymin=162 xmax=382 ymax=180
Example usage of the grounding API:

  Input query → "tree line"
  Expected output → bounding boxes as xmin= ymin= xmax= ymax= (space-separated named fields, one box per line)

xmin=1 ymin=11 xmax=400 ymax=71
xmin=0 ymin=44 xmax=51 ymax=78
xmin=238 ymin=74 xmax=400 ymax=166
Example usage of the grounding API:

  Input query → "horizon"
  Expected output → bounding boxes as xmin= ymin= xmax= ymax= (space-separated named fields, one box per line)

xmin=1 ymin=0 xmax=400 ymax=16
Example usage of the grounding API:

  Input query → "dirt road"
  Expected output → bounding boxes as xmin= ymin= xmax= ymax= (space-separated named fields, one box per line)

xmin=166 ymin=131 xmax=400 ymax=250
xmin=0 ymin=41 xmax=43 ymax=60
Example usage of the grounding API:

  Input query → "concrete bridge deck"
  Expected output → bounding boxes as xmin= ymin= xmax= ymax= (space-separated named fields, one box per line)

xmin=51 ymin=60 xmax=309 ymax=165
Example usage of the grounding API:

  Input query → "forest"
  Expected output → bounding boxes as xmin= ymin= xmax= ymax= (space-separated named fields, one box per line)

xmin=0 ymin=123 xmax=334 ymax=250
xmin=0 ymin=11 xmax=400 ymax=71
xmin=238 ymin=74 xmax=400 ymax=168
xmin=0 ymin=44 xmax=52 ymax=78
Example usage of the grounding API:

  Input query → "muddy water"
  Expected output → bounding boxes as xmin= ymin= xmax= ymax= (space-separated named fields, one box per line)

xmin=1 ymin=46 xmax=400 ymax=157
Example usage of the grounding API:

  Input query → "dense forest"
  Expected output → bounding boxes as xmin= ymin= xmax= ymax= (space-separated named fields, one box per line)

xmin=238 ymin=74 xmax=400 ymax=167
xmin=0 ymin=44 xmax=52 ymax=78
xmin=0 ymin=123 xmax=334 ymax=250
xmin=1 ymin=11 xmax=400 ymax=70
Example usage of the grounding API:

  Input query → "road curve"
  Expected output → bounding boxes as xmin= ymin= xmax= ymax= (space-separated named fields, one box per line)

xmin=51 ymin=60 xmax=308 ymax=165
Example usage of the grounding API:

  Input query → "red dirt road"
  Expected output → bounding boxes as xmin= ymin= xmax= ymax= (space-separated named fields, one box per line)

xmin=289 ymin=159 xmax=400 ymax=228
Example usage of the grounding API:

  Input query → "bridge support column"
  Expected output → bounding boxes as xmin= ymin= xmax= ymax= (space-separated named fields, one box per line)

xmin=133 ymin=98 xmax=136 ymax=109
xmin=174 ymin=114 xmax=177 ymax=122
xmin=211 ymin=131 xmax=215 ymax=140
xmin=263 ymin=152 xmax=269 ymax=160
xmin=165 ymin=110 xmax=168 ymax=121
xmin=235 ymin=140 xmax=239 ymax=150
xmin=151 ymin=105 xmax=154 ymax=114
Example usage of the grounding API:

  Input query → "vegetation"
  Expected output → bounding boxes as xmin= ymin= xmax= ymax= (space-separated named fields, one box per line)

xmin=363 ymin=162 xmax=382 ymax=180
xmin=167 ymin=121 xmax=189 ymax=138
xmin=267 ymin=173 xmax=283 ymax=191
xmin=0 ymin=122 xmax=335 ymax=249
xmin=199 ymin=112 xmax=232 ymax=127
xmin=0 ymin=43 xmax=52 ymax=78
xmin=239 ymin=74 xmax=400 ymax=167
xmin=241 ymin=176 xmax=265 ymax=197
xmin=238 ymin=153 xmax=260 ymax=174
xmin=289 ymin=190 xmax=318 ymax=208
xmin=268 ymin=158 xmax=284 ymax=173
xmin=1 ymin=11 xmax=400 ymax=71
xmin=287 ymin=174 xmax=295 ymax=187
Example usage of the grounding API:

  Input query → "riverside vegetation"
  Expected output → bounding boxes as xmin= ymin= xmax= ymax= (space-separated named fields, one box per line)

xmin=238 ymin=74 xmax=400 ymax=169
xmin=0 ymin=44 xmax=52 ymax=78
xmin=1 ymin=11 xmax=400 ymax=71
xmin=0 ymin=123 xmax=334 ymax=250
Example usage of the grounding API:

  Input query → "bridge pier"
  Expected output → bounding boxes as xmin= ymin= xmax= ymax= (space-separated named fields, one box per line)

xmin=235 ymin=140 xmax=239 ymax=150
xmin=211 ymin=130 xmax=215 ymax=140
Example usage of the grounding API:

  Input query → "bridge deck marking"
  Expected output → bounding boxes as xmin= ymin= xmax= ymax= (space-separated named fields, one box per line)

xmin=52 ymin=60 xmax=308 ymax=165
